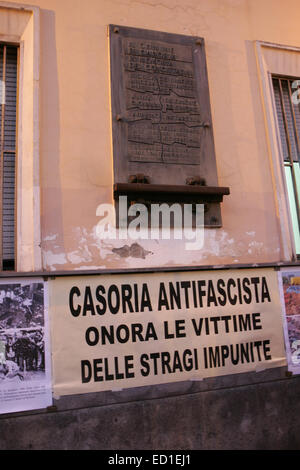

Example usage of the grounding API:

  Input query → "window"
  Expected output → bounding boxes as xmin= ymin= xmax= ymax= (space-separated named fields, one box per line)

xmin=272 ymin=76 xmax=300 ymax=256
xmin=0 ymin=44 xmax=18 ymax=270
xmin=0 ymin=4 xmax=42 ymax=272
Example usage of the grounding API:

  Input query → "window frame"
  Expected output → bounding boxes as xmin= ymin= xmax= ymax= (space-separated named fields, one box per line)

xmin=255 ymin=41 xmax=300 ymax=261
xmin=0 ymin=2 xmax=41 ymax=273
xmin=271 ymin=74 xmax=300 ymax=255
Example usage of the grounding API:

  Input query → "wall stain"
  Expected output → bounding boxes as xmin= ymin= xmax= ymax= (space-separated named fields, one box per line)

xmin=112 ymin=243 xmax=153 ymax=259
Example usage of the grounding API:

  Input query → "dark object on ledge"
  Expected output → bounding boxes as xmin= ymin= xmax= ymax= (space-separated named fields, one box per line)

xmin=128 ymin=174 xmax=151 ymax=184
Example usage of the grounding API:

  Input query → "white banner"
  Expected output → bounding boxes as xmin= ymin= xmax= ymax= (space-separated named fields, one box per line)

xmin=49 ymin=268 xmax=287 ymax=397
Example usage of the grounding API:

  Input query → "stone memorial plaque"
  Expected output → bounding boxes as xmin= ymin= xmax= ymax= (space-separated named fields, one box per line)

xmin=109 ymin=26 xmax=229 ymax=227
xmin=109 ymin=25 xmax=219 ymax=186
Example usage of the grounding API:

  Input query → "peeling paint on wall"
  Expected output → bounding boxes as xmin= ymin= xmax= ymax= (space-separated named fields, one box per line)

xmin=41 ymin=223 xmax=282 ymax=272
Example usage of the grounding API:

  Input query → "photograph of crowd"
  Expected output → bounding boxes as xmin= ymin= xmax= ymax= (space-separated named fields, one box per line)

xmin=0 ymin=282 xmax=46 ymax=383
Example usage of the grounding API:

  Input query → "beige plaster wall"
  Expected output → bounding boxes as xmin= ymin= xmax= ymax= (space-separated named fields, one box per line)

xmin=5 ymin=0 xmax=299 ymax=271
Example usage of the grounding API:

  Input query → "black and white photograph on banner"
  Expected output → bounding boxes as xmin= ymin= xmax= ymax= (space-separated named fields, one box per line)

xmin=0 ymin=279 xmax=52 ymax=414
